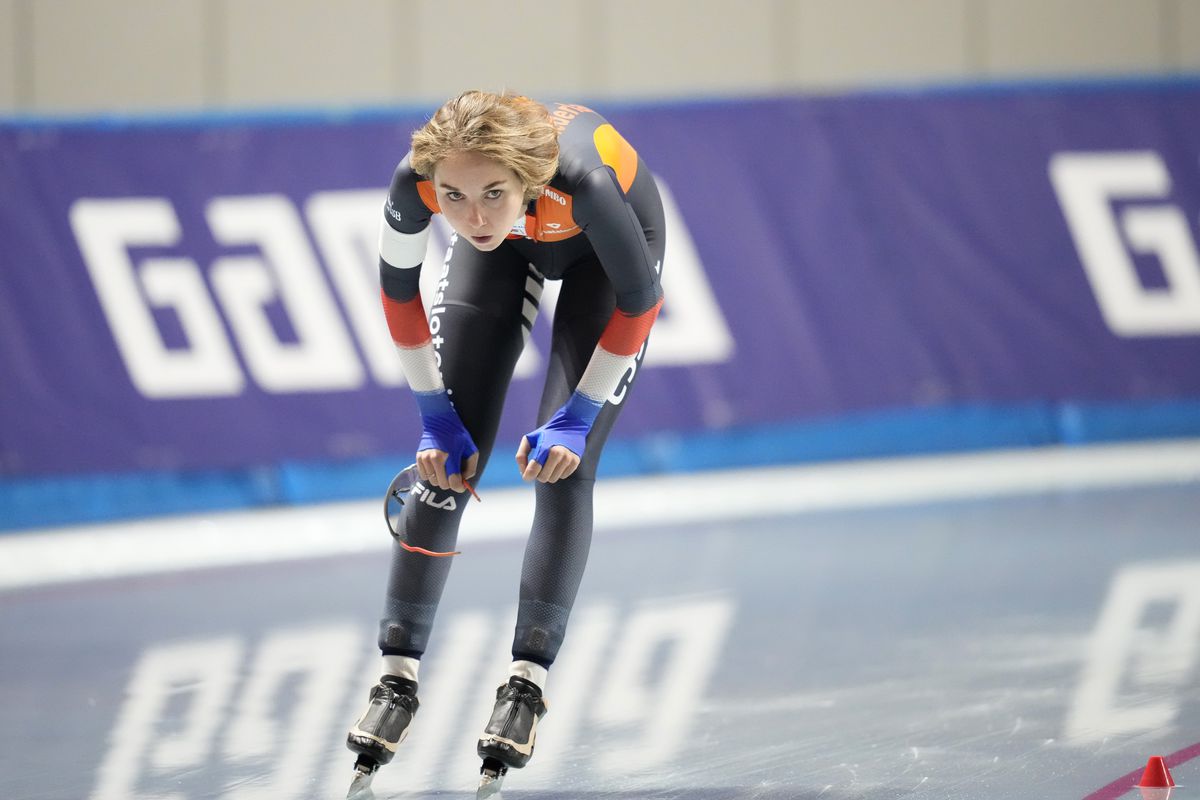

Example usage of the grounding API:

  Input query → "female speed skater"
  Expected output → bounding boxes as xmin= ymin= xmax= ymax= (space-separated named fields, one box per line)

xmin=345 ymin=90 xmax=665 ymax=793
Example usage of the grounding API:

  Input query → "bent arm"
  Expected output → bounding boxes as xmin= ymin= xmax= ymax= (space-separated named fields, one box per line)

xmin=572 ymin=166 xmax=664 ymax=414
xmin=378 ymin=161 xmax=478 ymax=486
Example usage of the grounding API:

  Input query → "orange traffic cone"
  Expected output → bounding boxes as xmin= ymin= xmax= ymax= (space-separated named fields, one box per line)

xmin=1137 ymin=756 xmax=1176 ymax=788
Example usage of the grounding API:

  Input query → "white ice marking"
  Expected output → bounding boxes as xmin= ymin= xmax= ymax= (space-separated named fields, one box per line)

xmin=4 ymin=440 xmax=1200 ymax=590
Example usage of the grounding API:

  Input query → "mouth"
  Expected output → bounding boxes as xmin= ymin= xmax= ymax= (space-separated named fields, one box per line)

xmin=470 ymin=234 xmax=493 ymax=246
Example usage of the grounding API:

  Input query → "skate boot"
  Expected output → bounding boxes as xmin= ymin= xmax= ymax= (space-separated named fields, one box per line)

xmin=476 ymin=676 xmax=548 ymax=792
xmin=345 ymin=676 xmax=419 ymax=790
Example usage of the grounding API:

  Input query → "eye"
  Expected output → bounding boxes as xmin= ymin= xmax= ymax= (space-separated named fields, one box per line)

xmin=485 ymin=189 xmax=503 ymax=200
xmin=445 ymin=191 xmax=464 ymax=201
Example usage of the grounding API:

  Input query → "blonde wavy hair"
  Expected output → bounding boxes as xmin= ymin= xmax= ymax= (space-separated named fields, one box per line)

xmin=411 ymin=90 xmax=560 ymax=203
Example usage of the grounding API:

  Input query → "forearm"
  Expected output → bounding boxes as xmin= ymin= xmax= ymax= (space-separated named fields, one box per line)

xmin=378 ymin=222 xmax=445 ymax=400
xmin=380 ymin=263 xmax=477 ymax=479
xmin=573 ymin=295 xmax=664 ymax=412
xmin=380 ymin=291 xmax=445 ymax=400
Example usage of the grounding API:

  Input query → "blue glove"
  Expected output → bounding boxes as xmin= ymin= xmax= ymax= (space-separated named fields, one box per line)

xmin=524 ymin=393 xmax=604 ymax=466
xmin=415 ymin=391 xmax=477 ymax=479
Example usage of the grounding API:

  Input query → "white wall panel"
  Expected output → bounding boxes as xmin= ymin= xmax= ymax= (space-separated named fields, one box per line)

xmin=410 ymin=0 xmax=590 ymax=103
xmin=597 ymin=0 xmax=777 ymax=98
xmin=0 ymin=0 xmax=17 ymax=108
xmin=788 ymin=0 xmax=972 ymax=89
xmin=982 ymin=0 xmax=1165 ymax=76
xmin=29 ymin=0 xmax=207 ymax=112
xmin=221 ymin=0 xmax=395 ymax=108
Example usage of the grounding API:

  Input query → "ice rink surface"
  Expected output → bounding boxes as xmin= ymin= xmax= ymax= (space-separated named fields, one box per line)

xmin=1 ymin=444 xmax=1198 ymax=800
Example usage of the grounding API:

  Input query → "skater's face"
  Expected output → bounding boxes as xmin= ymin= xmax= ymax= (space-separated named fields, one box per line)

xmin=433 ymin=150 xmax=526 ymax=252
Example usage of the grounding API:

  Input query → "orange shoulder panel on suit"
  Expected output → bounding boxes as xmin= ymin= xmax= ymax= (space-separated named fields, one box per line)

xmin=416 ymin=180 xmax=441 ymax=214
xmin=592 ymin=124 xmax=638 ymax=193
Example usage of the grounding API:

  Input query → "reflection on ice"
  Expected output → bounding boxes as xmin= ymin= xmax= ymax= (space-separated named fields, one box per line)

xmin=1066 ymin=561 xmax=1200 ymax=742
xmin=87 ymin=596 xmax=734 ymax=799
xmin=1139 ymin=788 xmax=1173 ymax=800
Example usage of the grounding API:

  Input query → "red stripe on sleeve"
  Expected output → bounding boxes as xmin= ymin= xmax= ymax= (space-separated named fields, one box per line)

xmin=597 ymin=297 xmax=663 ymax=356
xmin=381 ymin=290 xmax=431 ymax=347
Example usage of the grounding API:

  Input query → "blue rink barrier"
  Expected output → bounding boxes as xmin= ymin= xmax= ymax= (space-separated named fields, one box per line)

xmin=4 ymin=399 xmax=1200 ymax=532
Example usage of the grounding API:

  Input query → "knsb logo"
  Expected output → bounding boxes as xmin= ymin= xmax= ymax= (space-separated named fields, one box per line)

xmin=1050 ymin=151 xmax=1200 ymax=337
xmin=69 ymin=180 xmax=734 ymax=400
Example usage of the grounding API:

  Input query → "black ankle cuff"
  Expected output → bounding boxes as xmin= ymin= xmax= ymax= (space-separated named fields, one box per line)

xmin=381 ymin=675 xmax=419 ymax=695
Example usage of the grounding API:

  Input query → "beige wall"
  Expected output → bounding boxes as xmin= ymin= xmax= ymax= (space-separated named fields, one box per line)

xmin=599 ymin=0 xmax=780 ymax=97
xmin=222 ymin=0 xmax=397 ymax=107
xmin=786 ymin=0 xmax=975 ymax=89
xmin=982 ymin=0 xmax=1163 ymax=76
xmin=26 ymin=0 xmax=209 ymax=113
xmin=0 ymin=0 xmax=14 ymax=108
xmin=0 ymin=0 xmax=1196 ymax=114
xmin=1173 ymin=0 xmax=1200 ymax=69
xmin=409 ymin=0 xmax=593 ymax=100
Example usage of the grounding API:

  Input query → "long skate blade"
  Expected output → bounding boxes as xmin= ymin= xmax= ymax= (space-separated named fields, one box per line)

xmin=476 ymin=768 xmax=505 ymax=799
xmin=346 ymin=768 xmax=376 ymax=800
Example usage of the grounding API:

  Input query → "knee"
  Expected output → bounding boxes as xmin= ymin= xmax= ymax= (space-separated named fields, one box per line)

xmin=533 ymin=472 xmax=595 ymax=500
xmin=408 ymin=481 xmax=472 ymax=513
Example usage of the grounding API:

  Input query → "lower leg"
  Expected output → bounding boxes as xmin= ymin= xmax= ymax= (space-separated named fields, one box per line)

xmin=474 ymin=477 xmax=595 ymax=776
xmin=511 ymin=476 xmax=596 ymax=669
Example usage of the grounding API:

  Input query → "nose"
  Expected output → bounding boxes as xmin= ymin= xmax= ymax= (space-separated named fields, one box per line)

xmin=467 ymin=203 xmax=486 ymax=229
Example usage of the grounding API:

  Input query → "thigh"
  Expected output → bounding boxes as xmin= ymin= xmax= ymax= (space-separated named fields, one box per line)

xmin=433 ymin=237 xmax=534 ymax=471
xmin=538 ymin=260 xmax=613 ymax=414
xmin=538 ymin=260 xmax=645 ymax=481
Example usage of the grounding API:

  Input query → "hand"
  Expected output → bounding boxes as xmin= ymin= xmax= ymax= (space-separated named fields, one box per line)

xmin=516 ymin=394 xmax=599 ymax=484
xmin=415 ymin=401 xmax=479 ymax=492
xmin=418 ymin=448 xmax=478 ymax=492
xmin=516 ymin=436 xmax=580 ymax=483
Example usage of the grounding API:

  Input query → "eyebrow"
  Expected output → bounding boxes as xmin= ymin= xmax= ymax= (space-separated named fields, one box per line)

xmin=437 ymin=180 xmax=508 ymax=191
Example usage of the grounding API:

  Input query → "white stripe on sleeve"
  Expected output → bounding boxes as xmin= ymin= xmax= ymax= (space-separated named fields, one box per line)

xmin=394 ymin=341 xmax=444 ymax=394
xmin=380 ymin=223 xmax=430 ymax=270
xmin=575 ymin=347 xmax=635 ymax=404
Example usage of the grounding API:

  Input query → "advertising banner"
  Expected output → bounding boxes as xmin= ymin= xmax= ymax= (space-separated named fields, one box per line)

xmin=3 ymin=86 xmax=1200 ymax=493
